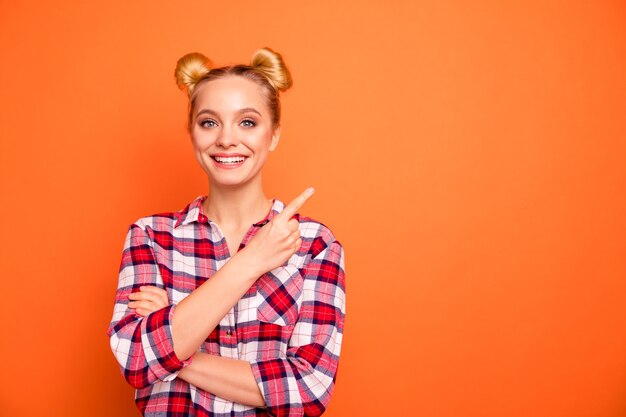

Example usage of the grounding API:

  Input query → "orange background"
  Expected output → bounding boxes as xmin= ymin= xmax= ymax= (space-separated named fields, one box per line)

xmin=1 ymin=1 xmax=626 ymax=416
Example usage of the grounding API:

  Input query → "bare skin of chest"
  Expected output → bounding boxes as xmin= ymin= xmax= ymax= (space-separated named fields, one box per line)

xmin=221 ymin=226 xmax=251 ymax=257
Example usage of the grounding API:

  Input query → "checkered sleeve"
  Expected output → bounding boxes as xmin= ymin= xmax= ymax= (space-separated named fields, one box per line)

xmin=106 ymin=222 xmax=191 ymax=389
xmin=250 ymin=240 xmax=346 ymax=417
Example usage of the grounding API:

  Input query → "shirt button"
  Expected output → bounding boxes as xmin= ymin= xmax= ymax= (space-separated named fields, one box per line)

xmin=226 ymin=330 xmax=232 ymax=337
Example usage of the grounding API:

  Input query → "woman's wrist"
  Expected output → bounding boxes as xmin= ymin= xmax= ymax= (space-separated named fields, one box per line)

xmin=230 ymin=249 xmax=266 ymax=282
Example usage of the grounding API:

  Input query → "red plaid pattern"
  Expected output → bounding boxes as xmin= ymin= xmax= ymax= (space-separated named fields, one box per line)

xmin=107 ymin=196 xmax=346 ymax=416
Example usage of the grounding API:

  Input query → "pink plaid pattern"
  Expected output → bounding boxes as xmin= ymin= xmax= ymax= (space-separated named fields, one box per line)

xmin=107 ymin=196 xmax=346 ymax=416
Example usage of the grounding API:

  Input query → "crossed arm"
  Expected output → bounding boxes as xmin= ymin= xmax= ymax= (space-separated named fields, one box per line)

xmin=113 ymin=188 xmax=314 ymax=408
xmin=125 ymin=236 xmax=346 ymax=417
xmin=129 ymin=285 xmax=266 ymax=407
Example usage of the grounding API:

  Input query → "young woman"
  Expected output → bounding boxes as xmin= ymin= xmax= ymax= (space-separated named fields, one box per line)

xmin=107 ymin=48 xmax=346 ymax=417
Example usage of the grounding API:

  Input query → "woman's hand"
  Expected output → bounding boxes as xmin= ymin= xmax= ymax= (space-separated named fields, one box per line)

xmin=237 ymin=187 xmax=314 ymax=276
xmin=128 ymin=286 xmax=169 ymax=317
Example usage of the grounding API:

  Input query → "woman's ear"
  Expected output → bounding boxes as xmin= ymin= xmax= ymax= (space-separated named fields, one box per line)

xmin=269 ymin=124 xmax=282 ymax=151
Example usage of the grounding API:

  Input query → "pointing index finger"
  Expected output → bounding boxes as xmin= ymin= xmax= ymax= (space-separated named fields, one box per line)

xmin=277 ymin=187 xmax=315 ymax=221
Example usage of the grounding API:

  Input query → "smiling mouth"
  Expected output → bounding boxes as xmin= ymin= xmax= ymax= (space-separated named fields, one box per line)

xmin=211 ymin=155 xmax=247 ymax=165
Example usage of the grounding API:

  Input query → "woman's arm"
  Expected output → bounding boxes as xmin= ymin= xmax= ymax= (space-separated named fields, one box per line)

xmin=131 ymin=237 xmax=346 ymax=417
xmin=178 ymin=353 xmax=265 ymax=407
xmin=249 ymin=240 xmax=346 ymax=417
xmin=107 ymin=222 xmax=192 ymax=389
xmin=130 ymin=288 xmax=265 ymax=407
xmin=166 ymin=189 xmax=314 ymax=361
xmin=169 ymin=251 xmax=262 ymax=360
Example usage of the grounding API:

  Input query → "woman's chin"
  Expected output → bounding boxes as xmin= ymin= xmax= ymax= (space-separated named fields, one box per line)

xmin=204 ymin=164 xmax=264 ymax=189
xmin=207 ymin=173 xmax=261 ymax=189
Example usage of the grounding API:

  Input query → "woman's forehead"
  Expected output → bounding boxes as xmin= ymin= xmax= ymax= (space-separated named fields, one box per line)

xmin=194 ymin=76 xmax=269 ymax=112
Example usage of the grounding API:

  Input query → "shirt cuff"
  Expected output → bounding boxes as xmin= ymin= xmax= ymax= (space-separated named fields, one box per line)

xmin=250 ymin=357 xmax=303 ymax=416
xmin=140 ymin=304 xmax=192 ymax=382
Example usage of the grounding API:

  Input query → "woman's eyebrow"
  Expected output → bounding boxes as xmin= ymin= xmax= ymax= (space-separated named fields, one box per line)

xmin=196 ymin=109 xmax=218 ymax=118
xmin=237 ymin=107 xmax=262 ymax=117
xmin=195 ymin=108 xmax=262 ymax=118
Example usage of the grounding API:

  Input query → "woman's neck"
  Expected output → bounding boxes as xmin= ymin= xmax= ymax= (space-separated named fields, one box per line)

xmin=202 ymin=179 xmax=272 ymax=230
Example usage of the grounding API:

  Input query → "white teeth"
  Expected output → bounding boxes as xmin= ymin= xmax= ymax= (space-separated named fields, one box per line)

xmin=214 ymin=156 xmax=245 ymax=164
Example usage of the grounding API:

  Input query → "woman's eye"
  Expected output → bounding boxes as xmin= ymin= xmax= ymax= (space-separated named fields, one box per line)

xmin=200 ymin=119 xmax=217 ymax=128
xmin=240 ymin=119 xmax=256 ymax=128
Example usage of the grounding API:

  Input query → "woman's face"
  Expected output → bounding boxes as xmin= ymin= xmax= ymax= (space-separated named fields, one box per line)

xmin=190 ymin=75 xmax=280 ymax=189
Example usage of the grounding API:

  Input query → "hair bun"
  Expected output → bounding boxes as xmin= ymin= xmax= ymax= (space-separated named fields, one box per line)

xmin=174 ymin=52 xmax=212 ymax=94
xmin=251 ymin=47 xmax=293 ymax=92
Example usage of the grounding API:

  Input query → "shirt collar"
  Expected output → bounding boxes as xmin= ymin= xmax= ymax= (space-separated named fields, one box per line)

xmin=174 ymin=195 xmax=286 ymax=228
xmin=174 ymin=195 xmax=206 ymax=228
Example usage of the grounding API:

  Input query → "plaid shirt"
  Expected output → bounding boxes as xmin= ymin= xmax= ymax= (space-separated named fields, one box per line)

xmin=107 ymin=196 xmax=346 ymax=417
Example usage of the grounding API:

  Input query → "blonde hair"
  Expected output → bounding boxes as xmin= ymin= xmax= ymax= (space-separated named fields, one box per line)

xmin=174 ymin=47 xmax=293 ymax=131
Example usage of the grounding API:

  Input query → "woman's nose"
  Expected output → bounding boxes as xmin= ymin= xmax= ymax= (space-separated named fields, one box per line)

xmin=215 ymin=126 xmax=238 ymax=147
